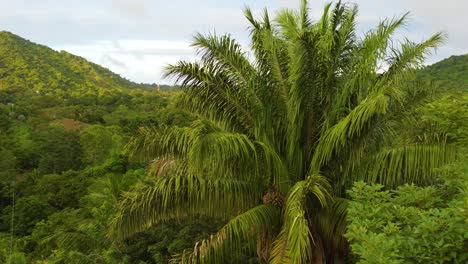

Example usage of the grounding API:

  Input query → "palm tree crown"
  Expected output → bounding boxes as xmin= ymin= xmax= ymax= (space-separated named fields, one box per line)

xmin=112 ymin=1 xmax=451 ymax=263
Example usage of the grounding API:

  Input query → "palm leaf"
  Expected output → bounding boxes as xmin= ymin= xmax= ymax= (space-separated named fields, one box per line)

xmin=174 ymin=204 xmax=281 ymax=264
xmin=111 ymin=175 xmax=264 ymax=239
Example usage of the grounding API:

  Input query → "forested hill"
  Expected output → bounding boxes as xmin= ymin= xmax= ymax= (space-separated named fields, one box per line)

xmin=0 ymin=31 xmax=154 ymax=93
xmin=0 ymin=31 xmax=198 ymax=264
xmin=418 ymin=54 xmax=468 ymax=91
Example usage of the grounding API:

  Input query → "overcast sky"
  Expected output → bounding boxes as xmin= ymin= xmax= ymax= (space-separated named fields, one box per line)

xmin=1 ymin=0 xmax=466 ymax=84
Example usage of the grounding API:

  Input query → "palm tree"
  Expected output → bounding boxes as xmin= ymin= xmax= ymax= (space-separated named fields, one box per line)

xmin=112 ymin=1 xmax=452 ymax=262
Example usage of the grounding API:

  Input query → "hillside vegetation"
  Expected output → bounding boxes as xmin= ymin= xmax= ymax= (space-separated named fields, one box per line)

xmin=418 ymin=54 xmax=468 ymax=91
xmin=416 ymin=55 xmax=468 ymax=144
xmin=0 ymin=31 xmax=155 ymax=94
xmin=0 ymin=32 xmax=219 ymax=264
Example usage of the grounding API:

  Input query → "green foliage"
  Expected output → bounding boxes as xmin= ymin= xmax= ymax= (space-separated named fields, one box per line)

xmin=26 ymin=171 xmax=90 ymax=209
xmin=30 ymin=208 xmax=99 ymax=261
xmin=36 ymin=125 xmax=83 ymax=174
xmin=418 ymin=94 xmax=468 ymax=144
xmin=120 ymin=218 xmax=224 ymax=263
xmin=9 ymin=123 xmax=39 ymax=169
xmin=0 ymin=3 xmax=465 ymax=263
xmin=345 ymin=161 xmax=468 ymax=263
xmin=417 ymin=54 xmax=468 ymax=91
xmin=80 ymin=125 xmax=125 ymax=165
xmin=0 ymin=196 xmax=55 ymax=236
xmin=0 ymin=149 xmax=16 ymax=181
xmin=6 ymin=252 xmax=27 ymax=264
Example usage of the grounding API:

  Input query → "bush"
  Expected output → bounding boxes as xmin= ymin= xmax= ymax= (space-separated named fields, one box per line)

xmin=345 ymin=161 xmax=468 ymax=263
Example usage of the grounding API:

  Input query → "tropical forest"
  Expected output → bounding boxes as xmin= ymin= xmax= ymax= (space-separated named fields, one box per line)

xmin=0 ymin=1 xmax=466 ymax=263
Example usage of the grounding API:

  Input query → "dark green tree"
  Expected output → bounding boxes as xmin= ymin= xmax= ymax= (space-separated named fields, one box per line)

xmin=0 ymin=196 xmax=54 ymax=236
xmin=37 ymin=125 xmax=82 ymax=174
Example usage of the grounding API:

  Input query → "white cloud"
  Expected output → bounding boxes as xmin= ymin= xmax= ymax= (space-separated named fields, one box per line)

xmin=53 ymin=39 xmax=195 ymax=84
xmin=1 ymin=0 xmax=466 ymax=83
xmin=111 ymin=0 xmax=152 ymax=18
xmin=403 ymin=0 xmax=468 ymax=50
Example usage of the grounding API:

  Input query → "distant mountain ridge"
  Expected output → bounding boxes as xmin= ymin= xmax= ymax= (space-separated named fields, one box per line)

xmin=0 ymin=31 xmax=156 ymax=94
xmin=418 ymin=54 xmax=468 ymax=91
xmin=1 ymin=31 xmax=465 ymax=95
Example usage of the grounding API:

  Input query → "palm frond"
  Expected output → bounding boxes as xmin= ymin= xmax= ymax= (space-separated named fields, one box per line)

xmin=174 ymin=204 xmax=281 ymax=264
xmin=111 ymin=175 xmax=264 ymax=239
xmin=385 ymin=32 xmax=446 ymax=79
xmin=192 ymin=33 xmax=255 ymax=86
xmin=352 ymin=143 xmax=455 ymax=187
xmin=311 ymin=91 xmax=389 ymax=171
xmin=165 ymin=61 xmax=255 ymax=134
xmin=126 ymin=125 xmax=192 ymax=160
xmin=336 ymin=12 xmax=409 ymax=109
xmin=314 ymin=198 xmax=349 ymax=258
xmin=271 ymin=174 xmax=332 ymax=263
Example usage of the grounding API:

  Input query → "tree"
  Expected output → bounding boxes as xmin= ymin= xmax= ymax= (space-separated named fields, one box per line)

xmin=0 ymin=196 xmax=54 ymax=236
xmin=112 ymin=1 xmax=452 ymax=263
xmin=37 ymin=124 xmax=83 ymax=174
xmin=28 ymin=171 xmax=90 ymax=209
xmin=80 ymin=125 xmax=123 ymax=165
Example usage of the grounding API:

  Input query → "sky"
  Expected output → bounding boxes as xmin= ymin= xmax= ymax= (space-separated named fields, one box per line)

xmin=0 ymin=0 xmax=466 ymax=84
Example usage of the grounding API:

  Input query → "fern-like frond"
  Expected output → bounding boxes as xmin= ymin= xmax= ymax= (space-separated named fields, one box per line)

xmin=386 ymin=32 xmax=445 ymax=77
xmin=165 ymin=61 xmax=255 ymax=134
xmin=352 ymin=143 xmax=455 ymax=187
xmin=271 ymin=174 xmax=332 ymax=263
xmin=336 ymin=12 xmax=409 ymax=109
xmin=174 ymin=204 xmax=281 ymax=264
xmin=311 ymin=91 xmax=389 ymax=171
xmin=126 ymin=125 xmax=192 ymax=160
xmin=192 ymin=33 xmax=255 ymax=86
xmin=111 ymin=175 xmax=264 ymax=239
xmin=314 ymin=198 xmax=349 ymax=258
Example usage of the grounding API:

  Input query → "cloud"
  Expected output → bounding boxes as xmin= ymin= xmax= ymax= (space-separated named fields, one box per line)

xmin=55 ymin=40 xmax=193 ymax=57
xmin=402 ymin=0 xmax=468 ymax=47
xmin=110 ymin=0 xmax=152 ymax=18
xmin=53 ymin=39 xmax=195 ymax=84
xmin=100 ymin=54 xmax=127 ymax=69
xmin=0 ymin=0 xmax=466 ymax=83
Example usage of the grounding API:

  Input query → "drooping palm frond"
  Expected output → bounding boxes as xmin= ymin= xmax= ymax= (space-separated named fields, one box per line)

xmin=174 ymin=204 xmax=282 ymax=264
xmin=126 ymin=125 xmax=192 ymax=161
xmin=272 ymin=174 xmax=332 ymax=263
xmin=165 ymin=61 xmax=255 ymax=134
xmin=352 ymin=143 xmax=455 ymax=187
xmin=313 ymin=198 xmax=349 ymax=259
xmin=311 ymin=90 xmax=390 ymax=172
xmin=128 ymin=120 xmax=287 ymax=187
xmin=54 ymin=229 xmax=98 ymax=254
xmin=111 ymin=175 xmax=264 ymax=239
